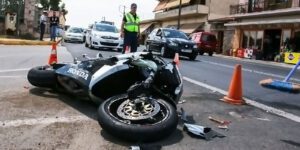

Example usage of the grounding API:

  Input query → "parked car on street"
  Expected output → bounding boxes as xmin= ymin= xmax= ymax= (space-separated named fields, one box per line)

xmin=63 ymin=27 xmax=84 ymax=43
xmin=145 ymin=28 xmax=198 ymax=60
xmin=85 ymin=23 xmax=123 ymax=51
xmin=191 ymin=32 xmax=217 ymax=56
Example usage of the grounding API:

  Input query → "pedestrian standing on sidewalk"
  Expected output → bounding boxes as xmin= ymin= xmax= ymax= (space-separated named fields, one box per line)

xmin=49 ymin=11 xmax=60 ymax=42
xmin=39 ymin=11 xmax=47 ymax=41
xmin=120 ymin=3 xmax=140 ymax=53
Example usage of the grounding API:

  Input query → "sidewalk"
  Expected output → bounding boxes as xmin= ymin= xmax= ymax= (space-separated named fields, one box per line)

xmin=214 ymin=54 xmax=295 ymax=69
xmin=0 ymin=38 xmax=54 ymax=46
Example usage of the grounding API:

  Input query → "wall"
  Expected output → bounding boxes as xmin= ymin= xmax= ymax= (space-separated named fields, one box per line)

xmin=161 ymin=15 xmax=207 ymax=27
xmin=23 ymin=0 xmax=39 ymax=36
xmin=0 ymin=22 xmax=4 ymax=34
xmin=208 ymin=0 xmax=240 ymax=20
xmin=223 ymin=29 xmax=235 ymax=54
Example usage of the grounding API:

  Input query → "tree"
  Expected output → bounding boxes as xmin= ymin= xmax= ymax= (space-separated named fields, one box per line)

xmin=40 ymin=0 xmax=49 ymax=10
xmin=49 ymin=0 xmax=61 ymax=11
xmin=1 ymin=0 xmax=24 ymax=14
xmin=60 ymin=2 xmax=68 ymax=15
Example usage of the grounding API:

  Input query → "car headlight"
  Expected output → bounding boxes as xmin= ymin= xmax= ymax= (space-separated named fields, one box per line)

xmin=193 ymin=45 xmax=198 ymax=49
xmin=169 ymin=41 xmax=178 ymax=47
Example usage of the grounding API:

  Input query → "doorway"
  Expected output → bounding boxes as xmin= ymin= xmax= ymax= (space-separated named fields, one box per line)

xmin=217 ymin=31 xmax=224 ymax=54
xmin=263 ymin=29 xmax=282 ymax=60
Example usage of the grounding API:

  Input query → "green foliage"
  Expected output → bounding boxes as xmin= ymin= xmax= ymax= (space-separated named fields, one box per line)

xmin=1 ymin=0 xmax=24 ymax=14
xmin=49 ymin=0 xmax=61 ymax=11
xmin=40 ymin=0 xmax=50 ymax=10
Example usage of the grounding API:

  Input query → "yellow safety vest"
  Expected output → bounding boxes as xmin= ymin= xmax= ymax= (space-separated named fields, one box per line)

xmin=124 ymin=13 xmax=140 ymax=32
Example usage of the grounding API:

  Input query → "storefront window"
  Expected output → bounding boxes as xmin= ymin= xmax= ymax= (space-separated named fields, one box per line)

xmin=256 ymin=31 xmax=263 ymax=50
xmin=282 ymin=29 xmax=291 ymax=46
xmin=242 ymin=31 xmax=249 ymax=48
xmin=242 ymin=30 xmax=263 ymax=50
xmin=249 ymin=31 xmax=256 ymax=48
xmin=294 ymin=30 xmax=300 ymax=52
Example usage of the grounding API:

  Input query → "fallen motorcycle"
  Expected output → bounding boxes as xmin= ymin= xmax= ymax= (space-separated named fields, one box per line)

xmin=27 ymin=52 xmax=183 ymax=142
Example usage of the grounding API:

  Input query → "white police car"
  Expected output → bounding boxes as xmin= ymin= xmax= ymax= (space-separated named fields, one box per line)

xmin=85 ymin=23 xmax=123 ymax=52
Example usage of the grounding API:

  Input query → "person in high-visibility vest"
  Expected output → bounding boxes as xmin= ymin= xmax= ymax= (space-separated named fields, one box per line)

xmin=120 ymin=3 xmax=140 ymax=53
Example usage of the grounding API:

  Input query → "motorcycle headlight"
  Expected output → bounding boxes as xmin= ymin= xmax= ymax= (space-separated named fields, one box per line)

xmin=169 ymin=41 xmax=178 ymax=47
xmin=193 ymin=45 xmax=198 ymax=49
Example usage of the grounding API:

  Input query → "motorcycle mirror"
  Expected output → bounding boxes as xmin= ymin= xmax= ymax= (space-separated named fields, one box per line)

xmin=97 ymin=52 xmax=103 ymax=58
xmin=82 ymin=54 xmax=88 ymax=58
xmin=73 ymin=57 xmax=78 ymax=64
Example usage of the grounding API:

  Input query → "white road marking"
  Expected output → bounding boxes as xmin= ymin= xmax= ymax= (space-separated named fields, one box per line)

xmin=200 ymin=60 xmax=300 ymax=82
xmin=183 ymin=76 xmax=300 ymax=123
xmin=0 ymin=76 xmax=24 ymax=78
xmin=0 ymin=115 xmax=91 ymax=128
xmin=0 ymin=68 xmax=30 ymax=73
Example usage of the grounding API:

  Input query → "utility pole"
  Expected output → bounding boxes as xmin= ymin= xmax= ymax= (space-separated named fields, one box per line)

xmin=16 ymin=0 xmax=21 ymax=36
xmin=177 ymin=0 xmax=182 ymax=30
xmin=119 ymin=5 xmax=126 ymax=17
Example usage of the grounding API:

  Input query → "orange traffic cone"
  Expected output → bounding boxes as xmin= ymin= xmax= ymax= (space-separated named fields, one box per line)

xmin=48 ymin=43 xmax=58 ymax=65
xmin=173 ymin=53 xmax=180 ymax=66
xmin=124 ymin=46 xmax=130 ymax=54
xmin=223 ymin=64 xmax=245 ymax=105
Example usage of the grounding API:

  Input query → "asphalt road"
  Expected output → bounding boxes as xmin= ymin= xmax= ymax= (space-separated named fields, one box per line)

xmin=65 ymin=43 xmax=300 ymax=116
xmin=0 ymin=44 xmax=299 ymax=149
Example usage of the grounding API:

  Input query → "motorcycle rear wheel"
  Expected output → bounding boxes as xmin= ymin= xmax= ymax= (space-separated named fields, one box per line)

xmin=97 ymin=94 xmax=178 ymax=142
xmin=27 ymin=66 xmax=57 ymax=88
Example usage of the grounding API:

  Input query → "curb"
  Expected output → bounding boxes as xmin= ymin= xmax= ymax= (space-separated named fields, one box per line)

xmin=214 ymin=54 xmax=294 ymax=69
xmin=0 ymin=39 xmax=53 ymax=46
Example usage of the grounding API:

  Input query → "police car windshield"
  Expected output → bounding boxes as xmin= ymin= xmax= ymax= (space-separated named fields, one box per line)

xmin=68 ymin=28 xmax=83 ymax=33
xmin=163 ymin=29 xmax=188 ymax=40
xmin=95 ymin=24 xmax=118 ymax=33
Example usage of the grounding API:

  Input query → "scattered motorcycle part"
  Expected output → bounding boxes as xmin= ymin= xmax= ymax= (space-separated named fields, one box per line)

xmin=183 ymin=123 xmax=225 ymax=140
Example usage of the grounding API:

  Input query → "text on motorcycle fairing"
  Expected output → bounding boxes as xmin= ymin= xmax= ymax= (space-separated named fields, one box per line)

xmin=67 ymin=68 xmax=89 ymax=80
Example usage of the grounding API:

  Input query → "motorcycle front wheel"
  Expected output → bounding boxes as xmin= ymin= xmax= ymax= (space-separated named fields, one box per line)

xmin=27 ymin=66 xmax=57 ymax=88
xmin=97 ymin=94 xmax=178 ymax=142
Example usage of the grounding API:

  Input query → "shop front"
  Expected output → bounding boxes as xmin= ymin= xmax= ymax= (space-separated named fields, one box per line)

xmin=225 ymin=13 xmax=300 ymax=63
xmin=239 ymin=25 xmax=300 ymax=62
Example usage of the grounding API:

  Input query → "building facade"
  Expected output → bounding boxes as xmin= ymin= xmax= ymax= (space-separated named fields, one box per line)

xmin=222 ymin=0 xmax=300 ymax=61
xmin=0 ymin=0 xmax=42 ymax=37
xmin=140 ymin=0 xmax=240 ymax=52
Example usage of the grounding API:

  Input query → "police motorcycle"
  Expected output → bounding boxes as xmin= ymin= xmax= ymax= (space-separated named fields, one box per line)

xmin=27 ymin=51 xmax=183 ymax=142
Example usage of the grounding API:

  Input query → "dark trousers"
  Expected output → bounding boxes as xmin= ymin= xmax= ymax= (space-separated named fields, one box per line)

xmin=40 ymin=23 xmax=45 ymax=41
xmin=122 ymin=31 xmax=138 ymax=53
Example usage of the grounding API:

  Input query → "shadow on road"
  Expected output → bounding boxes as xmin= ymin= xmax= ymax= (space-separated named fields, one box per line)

xmin=100 ymin=128 xmax=184 ymax=147
xmin=29 ymin=88 xmax=98 ymax=120
xmin=281 ymin=139 xmax=300 ymax=148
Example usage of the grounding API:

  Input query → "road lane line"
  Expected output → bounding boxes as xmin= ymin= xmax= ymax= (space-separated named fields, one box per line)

xmin=0 ymin=76 xmax=24 ymax=78
xmin=0 ymin=115 xmax=91 ymax=128
xmin=200 ymin=60 xmax=300 ymax=82
xmin=0 ymin=68 xmax=30 ymax=73
xmin=183 ymin=76 xmax=300 ymax=123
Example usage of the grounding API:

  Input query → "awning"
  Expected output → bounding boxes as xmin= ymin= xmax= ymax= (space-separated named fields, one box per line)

xmin=140 ymin=23 xmax=154 ymax=34
xmin=165 ymin=0 xmax=191 ymax=9
xmin=180 ymin=23 xmax=204 ymax=34
xmin=225 ymin=19 xmax=300 ymax=26
xmin=154 ymin=0 xmax=169 ymax=12
xmin=165 ymin=24 xmax=178 ymax=29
